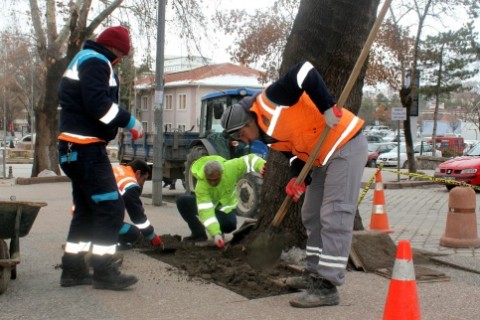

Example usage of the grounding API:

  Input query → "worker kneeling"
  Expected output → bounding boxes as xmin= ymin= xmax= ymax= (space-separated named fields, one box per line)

xmin=113 ymin=160 xmax=163 ymax=250
xmin=176 ymin=154 xmax=266 ymax=248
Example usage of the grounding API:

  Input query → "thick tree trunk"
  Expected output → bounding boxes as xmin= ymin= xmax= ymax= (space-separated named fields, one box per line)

xmin=253 ymin=0 xmax=380 ymax=250
xmin=31 ymin=57 xmax=68 ymax=177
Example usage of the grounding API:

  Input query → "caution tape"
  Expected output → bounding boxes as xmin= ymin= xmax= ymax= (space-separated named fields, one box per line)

xmin=381 ymin=168 xmax=480 ymax=191
xmin=357 ymin=164 xmax=383 ymax=205
xmin=357 ymin=164 xmax=480 ymax=206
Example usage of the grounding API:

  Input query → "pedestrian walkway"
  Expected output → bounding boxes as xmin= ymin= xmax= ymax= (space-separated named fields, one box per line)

xmin=1 ymin=168 xmax=480 ymax=319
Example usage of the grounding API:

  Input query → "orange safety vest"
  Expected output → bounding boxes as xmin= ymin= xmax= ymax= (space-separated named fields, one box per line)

xmin=250 ymin=91 xmax=364 ymax=166
xmin=113 ymin=165 xmax=138 ymax=195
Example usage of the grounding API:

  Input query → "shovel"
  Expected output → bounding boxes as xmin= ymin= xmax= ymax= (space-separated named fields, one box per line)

xmin=246 ymin=0 xmax=393 ymax=270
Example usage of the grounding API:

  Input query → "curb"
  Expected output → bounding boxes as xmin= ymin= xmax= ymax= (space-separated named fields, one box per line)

xmin=15 ymin=176 xmax=71 ymax=185
xmin=362 ymin=180 xmax=435 ymax=190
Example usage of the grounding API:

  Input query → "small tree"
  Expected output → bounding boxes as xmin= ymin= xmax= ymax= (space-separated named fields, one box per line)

xmin=419 ymin=22 xmax=480 ymax=154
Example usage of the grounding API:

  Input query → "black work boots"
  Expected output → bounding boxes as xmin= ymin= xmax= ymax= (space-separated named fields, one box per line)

xmin=289 ymin=276 xmax=339 ymax=308
xmin=93 ymin=263 xmax=138 ymax=290
xmin=61 ymin=252 xmax=137 ymax=290
xmin=60 ymin=265 xmax=92 ymax=287
xmin=60 ymin=253 xmax=92 ymax=287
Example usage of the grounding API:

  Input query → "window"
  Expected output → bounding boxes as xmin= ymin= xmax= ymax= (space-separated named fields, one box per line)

xmin=164 ymin=123 xmax=172 ymax=132
xmin=141 ymin=96 xmax=148 ymax=110
xmin=142 ymin=122 xmax=148 ymax=132
xmin=178 ymin=94 xmax=186 ymax=110
xmin=177 ymin=124 xmax=186 ymax=132
xmin=165 ymin=94 xmax=173 ymax=110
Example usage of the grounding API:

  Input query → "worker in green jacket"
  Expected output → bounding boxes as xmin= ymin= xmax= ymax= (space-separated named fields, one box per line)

xmin=176 ymin=154 xmax=266 ymax=248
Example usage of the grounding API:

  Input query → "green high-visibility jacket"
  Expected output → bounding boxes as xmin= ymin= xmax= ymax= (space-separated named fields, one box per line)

xmin=192 ymin=154 xmax=266 ymax=236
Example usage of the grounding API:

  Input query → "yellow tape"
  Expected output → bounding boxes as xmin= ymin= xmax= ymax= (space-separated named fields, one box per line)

xmin=381 ymin=168 xmax=480 ymax=191
xmin=357 ymin=164 xmax=383 ymax=205
xmin=357 ymin=164 xmax=480 ymax=206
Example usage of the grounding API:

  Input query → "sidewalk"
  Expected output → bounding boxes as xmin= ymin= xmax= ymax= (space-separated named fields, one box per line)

xmin=0 ymin=172 xmax=479 ymax=319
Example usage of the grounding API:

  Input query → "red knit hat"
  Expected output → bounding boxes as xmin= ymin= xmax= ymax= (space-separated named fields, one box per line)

xmin=96 ymin=26 xmax=131 ymax=56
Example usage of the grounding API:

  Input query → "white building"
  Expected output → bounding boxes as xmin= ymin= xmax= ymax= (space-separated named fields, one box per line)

xmin=134 ymin=60 xmax=265 ymax=132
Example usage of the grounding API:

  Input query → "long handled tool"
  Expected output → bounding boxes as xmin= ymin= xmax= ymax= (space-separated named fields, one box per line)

xmin=246 ymin=0 xmax=393 ymax=270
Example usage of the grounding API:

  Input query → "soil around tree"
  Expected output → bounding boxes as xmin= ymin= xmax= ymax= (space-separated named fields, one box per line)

xmin=135 ymin=234 xmax=302 ymax=299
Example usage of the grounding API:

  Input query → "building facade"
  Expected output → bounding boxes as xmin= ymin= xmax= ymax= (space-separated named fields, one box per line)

xmin=133 ymin=61 xmax=264 ymax=133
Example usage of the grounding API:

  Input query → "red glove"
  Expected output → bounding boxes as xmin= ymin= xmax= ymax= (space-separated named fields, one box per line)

xmin=285 ymin=177 xmax=307 ymax=202
xmin=324 ymin=104 xmax=343 ymax=128
xmin=214 ymin=234 xmax=225 ymax=249
xmin=150 ymin=234 xmax=164 ymax=249
xmin=260 ymin=165 xmax=266 ymax=178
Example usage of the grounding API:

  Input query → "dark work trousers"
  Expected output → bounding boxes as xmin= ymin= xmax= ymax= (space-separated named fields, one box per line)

xmin=176 ymin=194 xmax=237 ymax=237
xmin=59 ymin=141 xmax=124 ymax=269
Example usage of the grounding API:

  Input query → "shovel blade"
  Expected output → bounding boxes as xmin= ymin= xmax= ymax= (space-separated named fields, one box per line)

xmin=246 ymin=228 xmax=283 ymax=270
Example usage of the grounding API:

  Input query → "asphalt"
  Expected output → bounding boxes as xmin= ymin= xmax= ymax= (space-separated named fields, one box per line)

xmin=0 ymin=167 xmax=480 ymax=319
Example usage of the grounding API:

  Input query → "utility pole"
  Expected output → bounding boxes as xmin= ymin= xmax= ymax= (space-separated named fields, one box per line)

xmin=152 ymin=0 xmax=166 ymax=206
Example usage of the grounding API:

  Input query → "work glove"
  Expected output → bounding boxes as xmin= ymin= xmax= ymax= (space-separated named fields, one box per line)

xmin=260 ymin=164 xmax=266 ymax=178
xmin=150 ymin=234 xmax=164 ymax=250
xmin=214 ymin=234 xmax=225 ymax=249
xmin=323 ymin=104 xmax=342 ymax=128
xmin=285 ymin=177 xmax=307 ymax=202
xmin=126 ymin=116 xmax=144 ymax=141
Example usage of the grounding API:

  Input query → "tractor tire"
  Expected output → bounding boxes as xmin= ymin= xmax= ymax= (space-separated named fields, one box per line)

xmin=0 ymin=239 xmax=10 ymax=294
xmin=185 ymin=145 xmax=209 ymax=194
xmin=236 ymin=172 xmax=263 ymax=218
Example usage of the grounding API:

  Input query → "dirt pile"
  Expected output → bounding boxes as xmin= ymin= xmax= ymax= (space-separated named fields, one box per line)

xmin=139 ymin=234 xmax=301 ymax=299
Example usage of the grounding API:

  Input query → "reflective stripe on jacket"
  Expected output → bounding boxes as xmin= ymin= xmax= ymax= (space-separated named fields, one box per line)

xmin=250 ymin=91 xmax=363 ymax=166
xmin=113 ymin=165 xmax=154 ymax=237
xmin=192 ymin=154 xmax=266 ymax=236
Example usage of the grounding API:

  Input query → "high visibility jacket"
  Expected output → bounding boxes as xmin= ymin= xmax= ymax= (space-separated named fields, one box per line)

xmin=250 ymin=92 xmax=363 ymax=166
xmin=58 ymin=40 xmax=132 ymax=145
xmin=192 ymin=154 xmax=266 ymax=236
xmin=249 ymin=61 xmax=364 ymax=166
xmin=113 ymin=165 xmax=155 ymax=239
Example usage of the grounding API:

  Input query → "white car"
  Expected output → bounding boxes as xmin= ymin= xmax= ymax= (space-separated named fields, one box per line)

xmin=377 ymin=143 xmax=442 ymax=168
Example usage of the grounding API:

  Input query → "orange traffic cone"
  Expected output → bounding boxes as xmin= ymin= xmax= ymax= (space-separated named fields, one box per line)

xmin=383 ymin=240 xmax=421 ymax=320
xmin=369 ymin=170 xmax=393 ymax=233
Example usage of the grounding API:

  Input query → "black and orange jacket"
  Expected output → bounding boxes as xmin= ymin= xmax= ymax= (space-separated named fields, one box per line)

xmin=113 ymin=165 xmax=155 ymax=238
xmin=249 ymin=61 xmax=364 ymax=166
xmin=57 ymin=40 xmax=132 ymax=144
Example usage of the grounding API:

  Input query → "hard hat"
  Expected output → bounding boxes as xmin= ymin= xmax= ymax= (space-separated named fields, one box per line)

xmin=221 ymin=104 xmax=252 ymax=134
xmin=221 ymin=93 xmax=258 ymax=134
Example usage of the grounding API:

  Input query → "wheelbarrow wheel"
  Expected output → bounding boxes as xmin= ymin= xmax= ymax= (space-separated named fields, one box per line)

xmin=0 ymin=239 xmax=11 ymax=294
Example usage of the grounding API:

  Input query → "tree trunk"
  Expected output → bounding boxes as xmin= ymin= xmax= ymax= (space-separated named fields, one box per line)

xmin=31 ymin=57 xmax=68 ymax=177
xmin=252 ymin=0 xmax=380 ymax=250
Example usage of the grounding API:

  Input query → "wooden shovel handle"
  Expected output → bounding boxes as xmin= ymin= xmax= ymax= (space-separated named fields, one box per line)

xmin=271 ymin=0 xmax=393 ymax=228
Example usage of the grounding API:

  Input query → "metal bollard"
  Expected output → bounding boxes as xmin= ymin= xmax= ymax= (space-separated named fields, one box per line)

xmin=8 ymin=166 xmax=13 ymax=179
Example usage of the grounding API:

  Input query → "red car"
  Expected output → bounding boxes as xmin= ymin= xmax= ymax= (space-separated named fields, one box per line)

xmin=434 ymin=142 xmax=480 ymax=190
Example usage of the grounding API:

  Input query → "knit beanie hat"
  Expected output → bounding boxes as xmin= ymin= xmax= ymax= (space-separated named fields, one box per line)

xmin=96 ymin=26 xmax=131 ymax=56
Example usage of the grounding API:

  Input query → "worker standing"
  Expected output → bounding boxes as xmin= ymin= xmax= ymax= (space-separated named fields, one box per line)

xmin=221 ymin=61 xmax=367 ymax=308
xmin=176 ymin=154 xmax=266 ymax=247
xmin=113 ymin=160 xmax=163 ymax=250
xmin=58 ymin=26 xmax=143 ymax=291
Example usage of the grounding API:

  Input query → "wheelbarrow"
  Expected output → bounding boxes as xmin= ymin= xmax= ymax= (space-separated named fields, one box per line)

xmin=0 ymin=200 xmax=47 ymax=294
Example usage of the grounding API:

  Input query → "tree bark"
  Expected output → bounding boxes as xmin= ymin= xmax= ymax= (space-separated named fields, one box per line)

xmin=252 ymin=0 xmax=380 ymax=250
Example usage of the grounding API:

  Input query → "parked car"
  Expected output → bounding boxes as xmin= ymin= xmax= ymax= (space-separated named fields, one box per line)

xmin=16 ymin=134 xmax=36 ymax=150
xmin=434 ymin=142 xmax=480 ymax=190
xmin=377 ymin=143 xmax=442 ymax=168
xmin=366 ymin=135 xmax=384 ymax=143
xmin=366 ymin=142 xmax=397 ymax=167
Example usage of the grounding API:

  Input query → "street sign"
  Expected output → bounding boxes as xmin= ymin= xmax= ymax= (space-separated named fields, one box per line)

xmin=391 ymin=107 xmax=407 ymax=121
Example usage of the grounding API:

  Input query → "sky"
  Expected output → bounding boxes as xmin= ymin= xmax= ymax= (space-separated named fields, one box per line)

xmin=0 ymin=0 xmax=276 ymax=66
xmin=0 ymin=1 xmax=478 ymax=69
